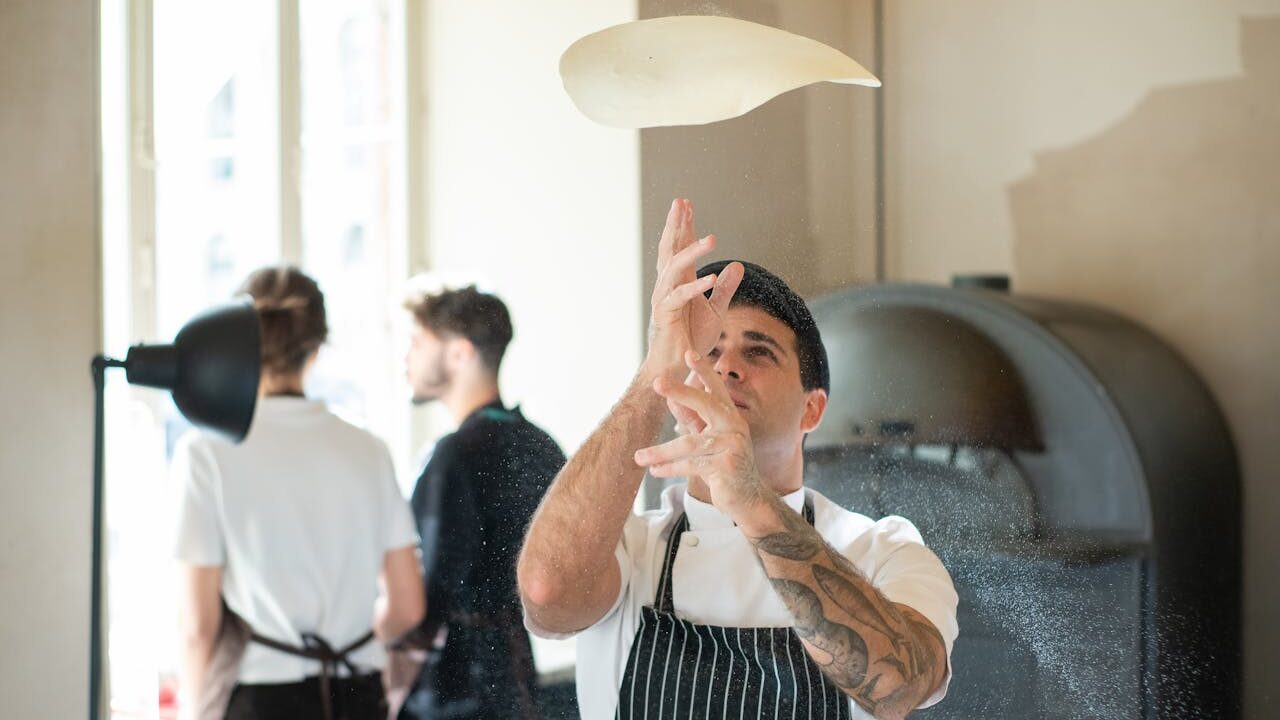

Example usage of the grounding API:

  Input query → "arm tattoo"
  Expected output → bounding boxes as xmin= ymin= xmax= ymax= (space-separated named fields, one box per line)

xmin=812 ymin=564 xmax=906 ymax=651
xmin=757 ymin=499 xmax=862 ymax=575
xmin=876 ymin=654 xmax=908 ymax=678
xmin=754 ymin=531 xmax=824 ymax=561
xmin=811 ymin=565 xmax=942 ymax=688
xmin=768 ymin=578 xmax=868 ymax=689
xmin=904 ymin=615 xmax=946 ymax=679
xmin=857 ymin=673 xmax=883 ymax=712
xmin=750 ymin=501 xmax=947 ymax=715
xmin=857 ymin=673 xmax=913 ymax=714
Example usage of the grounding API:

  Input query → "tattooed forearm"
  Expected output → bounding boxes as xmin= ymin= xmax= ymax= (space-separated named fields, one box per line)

xmin=755 ymin=501 xmax=860 ymax=573
xmin=754 ymin=531 xmax=825 ymax=561
xmin=747 ymin=499 xmax=948 ymax=718
xmin=813 ymin=564 xmax=907 ymax=650
xmin=876 ymin=654 xmax=909 ymax=678
xmin=768 ymin=578 xmax=868 ymax=689
xmin=903 ymin=614 xmax=946 ymax=679
xmin=857 ymin=673 xmax=913 ymax=715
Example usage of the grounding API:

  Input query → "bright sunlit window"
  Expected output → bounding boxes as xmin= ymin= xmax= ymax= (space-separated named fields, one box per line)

xmin=101 ymin=1 xmax=408 ymax=717
xmin=101 ymin=2 xmax=632 ymax=716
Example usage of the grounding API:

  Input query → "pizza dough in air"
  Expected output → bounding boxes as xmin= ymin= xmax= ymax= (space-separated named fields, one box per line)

xmin=560 ymin=15 xmax=880 ymax=129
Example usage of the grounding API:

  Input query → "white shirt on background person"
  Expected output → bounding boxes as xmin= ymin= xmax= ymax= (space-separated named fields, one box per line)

xmin=172 ymin=396 xmax=418 ymax=684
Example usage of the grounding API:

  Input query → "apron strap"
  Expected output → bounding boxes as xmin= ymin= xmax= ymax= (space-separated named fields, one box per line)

xmin=656 ymin=495 xmax=816 ymax=614
xmin=247 ymin=629 xmax=375 ymax=720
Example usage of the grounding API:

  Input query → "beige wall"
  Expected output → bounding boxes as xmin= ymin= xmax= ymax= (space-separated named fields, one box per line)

xmin=883 ymin=2 xmax=1280 ymax=715
xmin=0 ymin=0 xmax=99 ymax=717
xmin=419 ymin=0 xmax=641 ymax=454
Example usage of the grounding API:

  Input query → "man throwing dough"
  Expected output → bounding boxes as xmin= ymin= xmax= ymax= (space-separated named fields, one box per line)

xmin=517 ymin=199 xmax=958 ymax=719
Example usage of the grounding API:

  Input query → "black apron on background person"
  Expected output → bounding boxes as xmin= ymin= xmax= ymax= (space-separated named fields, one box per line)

xmin=197 ymin=602 xmax=384 ymax=720
xmin=225 ymin=628 xmax=384 ymax=720
xmin=614 ymin=501 xmax=852 ymax=720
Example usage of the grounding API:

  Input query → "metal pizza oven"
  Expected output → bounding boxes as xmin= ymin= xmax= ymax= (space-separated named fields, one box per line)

xmin=803 ymin=278 xmax=1240 ymax=719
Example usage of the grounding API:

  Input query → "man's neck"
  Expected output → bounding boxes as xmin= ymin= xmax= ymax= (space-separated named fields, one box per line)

xmin=443 ymin=377 xmax=501 ymax=426
xmin=260 ymin=372 xmax=305 ymax=397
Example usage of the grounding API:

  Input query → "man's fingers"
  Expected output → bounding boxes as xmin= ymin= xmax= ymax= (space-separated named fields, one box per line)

xmin=674 ymin=199 xmax=697 ymax=257
xmin=682 ymin=367 xmax=703 ymax=389
xmin=707 ymin=260 xmax=744 ymax=317
xmin=655 ymin=198 xmax=682 ymax=271
xmin=634 ymin=433 xmax=719 ymax=467
xmin=668 ymin=397 xmax=705 ymax=435
xmin=652 ymin=372 xmax=733 ymax=429
xmin=656 ymin=273 xmax=717 ymax=316
xmin=684 ymin=350 xmax=733 ymax=406
xmin=655 ymin=233 xmax=715 ymax=295
xmin=647 ymin=458 xmax=710 ymax=479
xmin=670 ymin=366 xmax=708 ymax=432
xmin=672 ymin=233 xmax=714 ymax=274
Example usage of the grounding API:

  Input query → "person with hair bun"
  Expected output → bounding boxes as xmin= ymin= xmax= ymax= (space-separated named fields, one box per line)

xmin=172 ymin=265 xmax=425 ymax=720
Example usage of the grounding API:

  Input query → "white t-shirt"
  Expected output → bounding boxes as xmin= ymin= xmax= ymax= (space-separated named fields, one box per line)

xmin=172 ymin=397 xmax=419 ymax=684
xmin=529 ymin=484 xmax=958 ymax=720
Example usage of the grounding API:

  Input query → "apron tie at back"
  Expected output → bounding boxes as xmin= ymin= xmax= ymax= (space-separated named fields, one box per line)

xmin=249 ymin=629 xmax=375 ymax=720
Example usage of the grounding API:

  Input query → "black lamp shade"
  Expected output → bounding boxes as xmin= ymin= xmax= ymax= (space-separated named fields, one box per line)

xmin=123 ymin=299 xmax=261 ymax=441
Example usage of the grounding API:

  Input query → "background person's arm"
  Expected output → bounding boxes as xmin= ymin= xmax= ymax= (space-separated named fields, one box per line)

xmin=375 ymin=544 xmax=426 ymax=642
xmin=176 ymin=563 xmax=222 ymax=720
xmin=412 ymin=442 xmax=475 ymax=630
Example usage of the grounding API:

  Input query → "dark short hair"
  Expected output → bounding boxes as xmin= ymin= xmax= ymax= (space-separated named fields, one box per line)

xmin=403 ymin=285 xmax=513 ymax=372
xmin=238 ymin=265 xmax=328 ymax=375
xmin=696 ymin=260 xmax=830 ymax=394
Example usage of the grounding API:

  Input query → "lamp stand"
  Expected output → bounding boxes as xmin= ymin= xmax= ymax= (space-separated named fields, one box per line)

xmin=90 ymin=355 xmax=127 ymax=720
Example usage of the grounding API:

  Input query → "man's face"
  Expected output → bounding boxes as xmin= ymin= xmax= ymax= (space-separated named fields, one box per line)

xmin=706 ymin=305 xmax=826 ymax=453
xmin=405 ymin=322 xmax=451 ymax=404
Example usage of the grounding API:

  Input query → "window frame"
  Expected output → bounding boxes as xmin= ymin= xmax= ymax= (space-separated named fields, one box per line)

xmin=101 ymin=0 xmax=423 ymax=713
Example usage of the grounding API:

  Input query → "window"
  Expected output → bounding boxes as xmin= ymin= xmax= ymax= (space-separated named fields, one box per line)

xmin=102 ymin=3 xmax=633 ymax=716
xmin=100 ymin=1 xmax=410 ymax=716
xmin=299 ymin=0 xmax=406 ymax=445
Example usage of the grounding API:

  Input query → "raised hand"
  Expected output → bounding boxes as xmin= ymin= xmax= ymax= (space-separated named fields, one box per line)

xmin=634 ymin=350 xmax=767 ymax=521
xmin=668 ymin=367 xmax=708 ymax=436
xmin=645 ymin=199 xmax=743 ymax=383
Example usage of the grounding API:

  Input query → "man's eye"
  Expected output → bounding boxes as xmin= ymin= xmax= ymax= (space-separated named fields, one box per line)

xmin=747 ymin=347 xmax=777 ymax=361
xmin=707 ymin=348 xmax=722 ymax=358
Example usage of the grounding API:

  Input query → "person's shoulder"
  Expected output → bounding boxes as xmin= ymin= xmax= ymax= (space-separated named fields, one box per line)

xmin=419 ymin=429 xmax=466 ymax=476
xmin=808 ymin=487 xmax=928 ymax=547
xmin=459 ymin=407 xmax=565 ymax=462
xmin=173 ymin=426 xmax=229 ymax=460
xmin=419 ymin=424 xmax=461 ymax=457
xmin=173 ymin=427 xmax=205 ymax=453
xmin=472 ymin=406 xmax=557 ymax=441
xmin=517 ymin=418 xmax=567 ymax=466
xmin=316 ymin=408 xmax=394 ymax=458
xmin=516 ymin=415 xmax=565 ymax=453
xmin=808 ymin=487 xmax=875 ymax=530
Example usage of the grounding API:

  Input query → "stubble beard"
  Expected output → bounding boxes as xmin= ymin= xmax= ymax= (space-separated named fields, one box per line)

xmin=410 ymin=352 xmax=451 ymax=405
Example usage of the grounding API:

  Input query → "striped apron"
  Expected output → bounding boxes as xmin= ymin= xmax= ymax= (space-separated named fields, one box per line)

xmin=615 ymin=501 xmax=851 ymax=719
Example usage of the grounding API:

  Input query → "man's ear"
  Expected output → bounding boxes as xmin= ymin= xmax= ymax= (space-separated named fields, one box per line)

xmin=445 ymin=336 xmax=477 ymax=370
xmin=800 ymin=388 xmax=828 ymax=435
